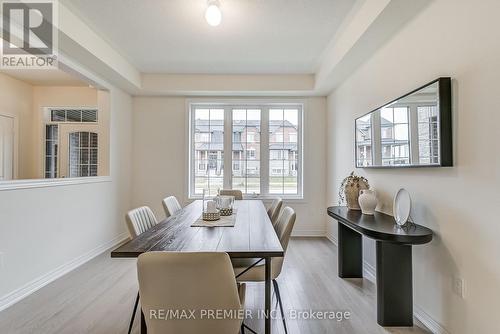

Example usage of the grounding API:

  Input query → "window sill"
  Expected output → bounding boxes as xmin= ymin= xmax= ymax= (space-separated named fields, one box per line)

xmin=0 ymin=176 xmax=112 ymax=191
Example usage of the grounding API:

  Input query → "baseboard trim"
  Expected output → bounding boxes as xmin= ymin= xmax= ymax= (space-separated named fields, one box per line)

xmin=363 ymin=260 xmax=376 ymax=283
xmin=325 ymin=231 xmax=337 ymax=246
xmin=0 ymin=232 xmax=129 ymax=312
xmin=324 ymin=237 xmax=449 ymax=334
xmin=291 ymin=229 xmax=326 ymax=237
xmin=414 ymin=305 xmax=450 ymax=334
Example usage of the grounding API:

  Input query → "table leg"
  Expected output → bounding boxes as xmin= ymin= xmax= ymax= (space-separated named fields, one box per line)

xmin=141 ymin=308 xmax=147 ymax=333
xmin=265 ymin=257 xmax=271 ymax=334
xmin=376 ymin=241 xmax=413 ymax=326
xmin=338 ymin=223 xmax=362 ymax=278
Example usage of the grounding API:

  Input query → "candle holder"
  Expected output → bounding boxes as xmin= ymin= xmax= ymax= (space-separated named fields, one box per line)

xmin=202 ymin=189 xmax=220 ymax=221
xmin=215 ymin=195 xmax=234 ymax=216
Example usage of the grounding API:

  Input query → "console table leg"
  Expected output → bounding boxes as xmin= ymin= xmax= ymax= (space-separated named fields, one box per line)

xmin=376 ymin=241 xmax=413 ymax=326
xmin=338 ymin=223 xmax=362 ymax=278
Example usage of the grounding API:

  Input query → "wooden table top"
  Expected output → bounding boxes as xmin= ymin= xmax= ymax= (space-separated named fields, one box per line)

xmin=327 ymin=206 xmax=433 ymax=245
xmin=112 ymin=200 xmax=284 ymax=258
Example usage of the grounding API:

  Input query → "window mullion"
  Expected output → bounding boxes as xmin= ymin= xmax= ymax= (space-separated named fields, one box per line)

xmin=223 ymin=107 xmax=232 ymax=190
xmin=260 ymin=107 xmax=269 ymax=196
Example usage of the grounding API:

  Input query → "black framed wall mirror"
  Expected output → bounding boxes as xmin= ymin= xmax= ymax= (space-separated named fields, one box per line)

xmin=355 ymin=77 xmax=452 ymax=168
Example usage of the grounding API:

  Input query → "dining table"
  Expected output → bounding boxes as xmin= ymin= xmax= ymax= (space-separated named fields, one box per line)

xmin=111 ymin=199 xmax=284 ymax=334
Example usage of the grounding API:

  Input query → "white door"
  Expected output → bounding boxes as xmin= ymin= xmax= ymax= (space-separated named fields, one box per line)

xmin=58 ymin=124 xmax=100 ymax=178
xmin=0 ymin=115 xmax=14 ymax=181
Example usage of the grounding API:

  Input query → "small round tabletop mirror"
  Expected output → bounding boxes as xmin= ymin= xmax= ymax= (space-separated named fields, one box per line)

xmin=393 ymin=188 xmax=411 ymax=226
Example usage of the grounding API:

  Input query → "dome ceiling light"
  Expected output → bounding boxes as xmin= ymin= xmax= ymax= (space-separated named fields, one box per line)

xmin=205 ymin=0 xmax=222 ymax=27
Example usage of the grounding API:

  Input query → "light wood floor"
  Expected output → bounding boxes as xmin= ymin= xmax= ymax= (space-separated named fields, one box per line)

xmin=0 ymin=238 xmax=430 ymax=334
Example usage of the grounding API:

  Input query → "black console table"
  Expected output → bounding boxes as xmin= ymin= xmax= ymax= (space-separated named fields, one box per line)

xmin=327 ymin=206 xmax=433 ymax=327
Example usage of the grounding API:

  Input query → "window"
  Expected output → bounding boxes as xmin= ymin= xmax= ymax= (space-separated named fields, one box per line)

xmin=355 ymin=114 xmax=372 ymax=167
xmin=246 ymin=149 xmax=256 ymax=159
xmin=45 ymin=125 xmax=58 ymax=178
xmin=189 ymin=102 xmax=303 ymax=198
xmin=192 ymin=108 xmax=224 ymax=196
xmin=69 ymin=132 xmax=98 ymax=177
xmin=417 ymin=105 xmax=440 ymax=164
xmin=51 ymin=108 xmax=97 ymax=122
xmin=270 ymin=150 xmax=283 ymax=160
xmin=380 ymin=106 xmax=410 ymax=166
xmin=45 ymin=108 xmax=99 ymax=178
xmin=232 ymin=109 xmax=261 ymax=194
xmin=269 ymin=108 xmax=299 ymax=194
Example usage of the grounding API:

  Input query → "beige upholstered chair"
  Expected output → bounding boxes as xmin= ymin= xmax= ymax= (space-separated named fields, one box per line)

xmin=232 ymin=207 xmax=296 ymax=334
xmin=219 ymin=189 xmax=243 ymax=200
xmin=267 ymin=197 xmax=283 ymax=227
xmin=124 ymin=206 xmax=160 ymax=333
xmin=162 ymin=195 xmax=182 ymax=217
xmin=137 ymin=252 xmax=246 ymax=334
xmin=125 ymin=206 xmax=158 ymax=238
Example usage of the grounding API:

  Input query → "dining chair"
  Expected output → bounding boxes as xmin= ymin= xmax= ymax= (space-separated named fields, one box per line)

xmin=125 ymin=206 xmax=158 ymax=238
xmin=267 ymin=197 xmax=283 ymax=227
xmin=124 ymin=206 xmax=159 ymax=334
xmin=162 ymin=195 xmax=182 ymax=217
xmin=232 ymin=207 xmax=296 ymax=334
xmin=137 ymin=252 xmax=246 ymax=334
xmin=219 ymin=189 xmax=243 ymax=200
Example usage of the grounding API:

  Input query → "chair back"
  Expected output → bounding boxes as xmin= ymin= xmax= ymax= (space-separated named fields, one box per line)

xmin=267 ymin=197 xmax=283 ymax=227
xmin=126 ymin=206 xmax=158 ymax=238
xmin=219 ymin=189 xmax=243 ymax=200
xmin=162 ymin=196 xmax=182 ymax=217
xmin=272 ymin=206 xmax=296 ymax=276
xmin=137 ymin=252 xmax=244 ymax=334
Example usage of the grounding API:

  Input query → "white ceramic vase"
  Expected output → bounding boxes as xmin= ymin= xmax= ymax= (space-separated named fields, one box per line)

xmin=358 ymin=189 xmax=377 ymax=215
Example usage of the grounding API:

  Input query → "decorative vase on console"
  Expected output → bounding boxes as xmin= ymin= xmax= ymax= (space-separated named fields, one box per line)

xmin=338 ymin=171 xmax=369 ymax=210
xmin=358 ymin=189 xmax=377 ymax=215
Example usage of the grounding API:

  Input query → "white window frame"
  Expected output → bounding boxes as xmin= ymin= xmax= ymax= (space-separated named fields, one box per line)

xmin=188 ymin=100 xmax=304 ymax=200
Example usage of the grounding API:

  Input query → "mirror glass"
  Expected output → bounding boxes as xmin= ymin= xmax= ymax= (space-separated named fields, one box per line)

xmin=0 ymin=67 xmax=110 ymax=181
xmin=356 ymin=79 xmax=451 ymax=168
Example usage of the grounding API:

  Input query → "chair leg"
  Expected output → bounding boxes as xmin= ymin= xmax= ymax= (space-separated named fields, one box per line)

xmin=242 ymin=323 xmax=258 ymax=334
xmin=272 ymin=288 xmax=278 ymax=309
xmin=272 ymin=279 xmax=288 ymax=334
xmin=128 ymin=292 xmax=140 ymax=334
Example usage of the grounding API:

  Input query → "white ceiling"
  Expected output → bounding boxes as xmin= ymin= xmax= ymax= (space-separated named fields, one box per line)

xmin=0 ymin=68 xmax=89 ymax=86
xmin=63 ymin=0 xmax=355 ymax=74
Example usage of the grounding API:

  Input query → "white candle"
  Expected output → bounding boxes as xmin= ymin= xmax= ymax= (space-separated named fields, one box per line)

xmin=206 ymin=200 xmax=217 ymax=213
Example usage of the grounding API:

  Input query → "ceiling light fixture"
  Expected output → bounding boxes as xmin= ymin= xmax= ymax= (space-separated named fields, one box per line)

xmin=205 ymin=0 xmax=222 ymax=27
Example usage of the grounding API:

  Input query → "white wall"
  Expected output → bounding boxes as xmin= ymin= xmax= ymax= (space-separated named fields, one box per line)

xmin=0 ymin=87 xmax=132 ymax=308
xmin=132 ymin=96 xmax=327 ymax=236
xmin=326 ymin=0 xmax=500 ymax=333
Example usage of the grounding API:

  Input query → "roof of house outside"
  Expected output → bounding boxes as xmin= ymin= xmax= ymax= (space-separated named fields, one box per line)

xmin=194 ymin=120 xmax=297 ymax=133
xmin=195 ymin=143 xmax=244 ymax=151
xmin=269 ymin=143 xmax=298 ymax=150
